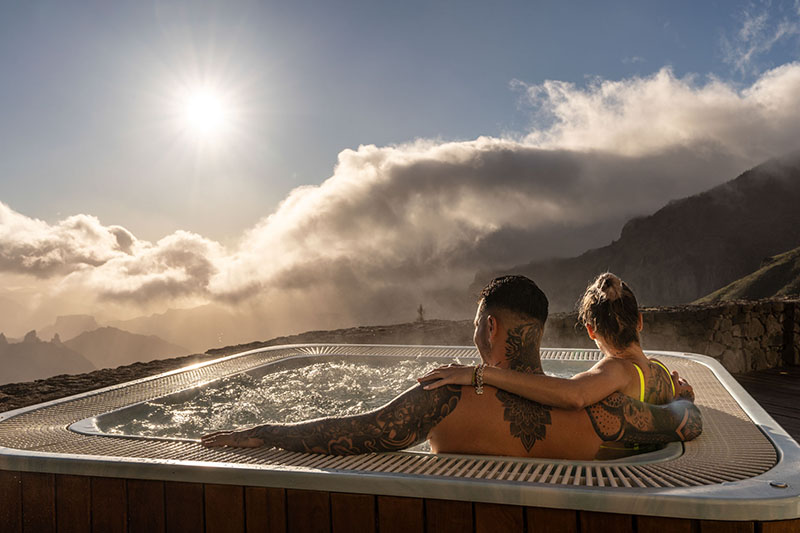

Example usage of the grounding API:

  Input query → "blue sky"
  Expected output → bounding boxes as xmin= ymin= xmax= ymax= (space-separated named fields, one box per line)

xmin=1 ymin=0 xmax=800 ymax=344
xmin=2 ymin=0 xmax=798 ymax=241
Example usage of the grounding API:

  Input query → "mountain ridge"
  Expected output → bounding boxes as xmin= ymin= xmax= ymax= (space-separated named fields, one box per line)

xmin=474 ymin=151 xmax=800 ymax=311
xmin=695 ymin=245 xmax=800 ymax=303
xmin=64 ymin=326 xmax=190 ymax=370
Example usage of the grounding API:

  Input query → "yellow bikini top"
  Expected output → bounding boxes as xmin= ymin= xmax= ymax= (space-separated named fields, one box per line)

xmin=631 ymin=359 xmax=676 ymax=401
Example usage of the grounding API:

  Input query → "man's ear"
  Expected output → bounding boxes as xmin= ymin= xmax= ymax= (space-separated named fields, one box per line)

xmin=585 ymin=323 xmax=597 ymax=339
xmin=487 ymin=315 xmax=498 ymax=340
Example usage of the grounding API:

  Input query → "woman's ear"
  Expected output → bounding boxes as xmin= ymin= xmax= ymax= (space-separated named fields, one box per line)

xmin=637 ymin=313 xmax=643 ymax=332
xmin=585 ymin=323 xmax=597 ymax=339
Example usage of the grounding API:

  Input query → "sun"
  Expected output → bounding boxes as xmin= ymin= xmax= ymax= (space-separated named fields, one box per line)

xmin=173 ymin=84 xmax=235 ymax=144
xmin=183 ymin=88 xmax=226 ymax=134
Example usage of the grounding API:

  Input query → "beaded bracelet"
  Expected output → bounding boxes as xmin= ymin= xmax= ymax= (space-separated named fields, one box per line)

xmin=474 ymin=363 xmax=487 ymax=395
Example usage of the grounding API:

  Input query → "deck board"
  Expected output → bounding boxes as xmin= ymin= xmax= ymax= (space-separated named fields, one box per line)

xmin=735 ymin=366 xmax=800 ymax=441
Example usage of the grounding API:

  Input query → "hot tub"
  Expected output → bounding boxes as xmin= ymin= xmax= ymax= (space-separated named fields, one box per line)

xmin=1 ymin=344 xmax=799 ymax=531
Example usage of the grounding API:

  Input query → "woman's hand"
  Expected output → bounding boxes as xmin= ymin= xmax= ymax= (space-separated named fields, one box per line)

xmin=417 ymin=364 xmax=475 ymax=390
xmin=201 ymin=429 xmax=265 ymax=448
xmin=672 ymin=371 xmax=695 ymax=403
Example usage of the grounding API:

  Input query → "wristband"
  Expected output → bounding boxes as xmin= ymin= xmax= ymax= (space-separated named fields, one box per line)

xmin=474 ymin=363 xmax=487 ymax=395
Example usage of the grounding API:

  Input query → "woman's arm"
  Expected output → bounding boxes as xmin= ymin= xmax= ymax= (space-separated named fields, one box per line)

xmin=419 ymin=360 xmax=631 ymax=410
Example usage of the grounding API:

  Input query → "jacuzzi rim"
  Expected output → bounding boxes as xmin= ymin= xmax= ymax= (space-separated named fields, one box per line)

xmin=1 ymin=344 xmax=799 ymax=522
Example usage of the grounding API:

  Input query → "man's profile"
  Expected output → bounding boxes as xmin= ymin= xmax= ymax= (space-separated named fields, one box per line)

xmin=202 ymin=275 xmax=701 ymax=458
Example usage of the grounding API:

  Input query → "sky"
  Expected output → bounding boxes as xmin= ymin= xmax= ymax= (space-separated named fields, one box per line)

xmin=1 ymin=0 xmax=800 ymax=349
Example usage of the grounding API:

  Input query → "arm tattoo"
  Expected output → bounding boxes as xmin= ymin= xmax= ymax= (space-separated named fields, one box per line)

xmin=242 ymin=384 xmax=462 ymax=454
xmin=496 ymin=321 xmax=551 ymax=452
xmin=586 ymin=393 xmax=702 ymax=444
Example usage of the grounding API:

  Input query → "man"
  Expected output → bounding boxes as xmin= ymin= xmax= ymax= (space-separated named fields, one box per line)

xmin=202 ymin=276 xmax=701 ymax=459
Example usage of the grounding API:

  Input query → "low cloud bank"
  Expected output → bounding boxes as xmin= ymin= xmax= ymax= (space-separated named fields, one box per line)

xmin=3 ymin=63 xmax=800 ymax=336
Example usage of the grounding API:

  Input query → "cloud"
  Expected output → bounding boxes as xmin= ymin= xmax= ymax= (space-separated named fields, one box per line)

xmin=721 ymin=1 xmax=800 ymax=76
xmin=3 ymin=63 xmax=800 ymax=336
xmin=623 ymin=56 xmax=646 ymax=64
xmin=0 ymin=204 xmax=133 ymax=276
xmin=519 ymin=64 xmax=800 ymax=162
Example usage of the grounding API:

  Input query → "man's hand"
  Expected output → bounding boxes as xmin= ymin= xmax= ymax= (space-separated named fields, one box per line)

xmin=201 ymin=429 xmax=265 ymax=448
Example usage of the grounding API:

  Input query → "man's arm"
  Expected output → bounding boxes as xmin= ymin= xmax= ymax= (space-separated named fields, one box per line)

xmin=201 ymin=384 xmax=462 ymax=454
xmin=586 ymin=393 xmax=702 ymax=445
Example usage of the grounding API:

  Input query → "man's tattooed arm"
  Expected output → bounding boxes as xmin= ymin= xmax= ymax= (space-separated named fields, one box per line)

xmin=201 ymin=384 xmax=461 ymax=454
xmin=586 ymin=393 xmax=702 ymax=445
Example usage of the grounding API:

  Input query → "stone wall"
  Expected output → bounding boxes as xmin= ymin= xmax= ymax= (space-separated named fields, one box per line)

xmin=543 ymin=299 xmax=800 ymax=374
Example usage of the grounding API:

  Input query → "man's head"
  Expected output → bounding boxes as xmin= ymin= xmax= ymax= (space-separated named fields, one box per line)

xmin=473 ymin=275 xmax=548 ymax=367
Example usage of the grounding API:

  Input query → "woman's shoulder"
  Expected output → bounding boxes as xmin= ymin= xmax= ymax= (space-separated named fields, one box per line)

xmin=643 ymin=357 xmax=675 ymax=404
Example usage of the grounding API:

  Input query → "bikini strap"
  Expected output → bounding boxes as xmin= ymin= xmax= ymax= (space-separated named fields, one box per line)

xmin=630 ymin=362 xmax=646 ymax=402
xmin=651 ymin=359 xmax=676 ymax=397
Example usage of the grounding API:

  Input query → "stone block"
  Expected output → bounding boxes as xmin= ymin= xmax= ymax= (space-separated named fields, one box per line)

xmin=731 ymin=325 xmax=743 ymax=337
xmin=746 ymin=320 xmax=765 ymax=338
xmin=765 ymin=316 xmax=783 ymax=337
xmin=720 ymin=350 xmax=746 ymax=374
xmin=732 ymin=312 xmax=748 ymax=325
xmin=714 ymin=330 xmax=734 ymax=346
xmin=706 ymin=342 xmax=725 ymax=358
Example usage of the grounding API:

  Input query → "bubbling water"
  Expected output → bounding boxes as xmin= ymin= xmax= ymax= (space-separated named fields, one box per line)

xmin=99 ymin=358 xmax=579 ymax=450
xmin=101 ymin=359 xmax=445 ymax=440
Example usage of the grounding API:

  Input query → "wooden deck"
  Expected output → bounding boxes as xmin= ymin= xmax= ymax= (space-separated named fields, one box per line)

xmin=735 ymin=365 xmax=800 ymax=441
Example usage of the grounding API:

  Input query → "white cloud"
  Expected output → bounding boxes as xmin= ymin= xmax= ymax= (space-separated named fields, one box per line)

xmin=3 ymin=63 xmax=800 ymax=336
xmin=623 ymin=56 xmax=646 ymax=64
xmin=722 ymin=1 xmax=800 ymax=76
xmin=520 ymin=64 xmax=800 ymax=162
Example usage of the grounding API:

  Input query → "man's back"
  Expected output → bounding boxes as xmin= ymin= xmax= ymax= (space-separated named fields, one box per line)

xmin=430 ymin=383 xmax=601 ymax=459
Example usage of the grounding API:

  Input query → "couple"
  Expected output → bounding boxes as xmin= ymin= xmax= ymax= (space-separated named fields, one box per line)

xmin=202 ymin=274 xmax=701 ymax=460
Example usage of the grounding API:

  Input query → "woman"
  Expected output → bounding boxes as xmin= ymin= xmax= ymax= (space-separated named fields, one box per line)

xmin=418 ymin=273 xmax=689 ymax=409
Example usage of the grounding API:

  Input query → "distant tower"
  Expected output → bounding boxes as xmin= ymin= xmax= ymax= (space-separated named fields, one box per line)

xmin=416 ymin=304 xmax=425 ymax=323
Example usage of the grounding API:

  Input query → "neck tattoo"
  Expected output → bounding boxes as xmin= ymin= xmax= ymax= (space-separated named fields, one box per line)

xmin=504 ymin=322 xmax=543 ymax=373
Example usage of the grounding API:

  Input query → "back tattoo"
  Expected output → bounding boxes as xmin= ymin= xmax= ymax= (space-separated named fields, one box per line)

xmin=496 ymin=322 xmax=552 ymax=452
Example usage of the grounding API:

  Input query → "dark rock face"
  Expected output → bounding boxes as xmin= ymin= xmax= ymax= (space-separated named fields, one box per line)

xmin=475 ymin=152 xmax=800 ymax=312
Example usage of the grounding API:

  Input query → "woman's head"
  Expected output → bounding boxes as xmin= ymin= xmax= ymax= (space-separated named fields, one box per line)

xmin=578 ymin=272 xmax=641 ymax=350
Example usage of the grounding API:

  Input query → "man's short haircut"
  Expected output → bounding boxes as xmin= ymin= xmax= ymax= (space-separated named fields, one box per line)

xmin=479 ymin=275 xmax=548 ymax=323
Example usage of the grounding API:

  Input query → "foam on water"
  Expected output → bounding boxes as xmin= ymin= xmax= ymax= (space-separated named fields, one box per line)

xmin=98 ymin=358 xmax=579 ymax=446
xmin=100 ymin=359 xmax=447 ymax=440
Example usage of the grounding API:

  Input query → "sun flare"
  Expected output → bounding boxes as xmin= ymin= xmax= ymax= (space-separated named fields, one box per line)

xmin=173 ymin=84 xmax=235 ymax=144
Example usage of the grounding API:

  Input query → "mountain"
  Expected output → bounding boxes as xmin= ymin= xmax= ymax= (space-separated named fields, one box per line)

xmin=695 ymin=245 xmax=800 ymax=303
xmin=474 ymin=151 xmax=800 ymax=311
xmin=63 ymin=327 xmax=190 ymax=370
xmin=38 ymin=315 xmax=100 ymax=343
xmin=0 ymin=331 xmax=95 ymax=385
xmin=107 ymin=304 xmax=272 ymax=353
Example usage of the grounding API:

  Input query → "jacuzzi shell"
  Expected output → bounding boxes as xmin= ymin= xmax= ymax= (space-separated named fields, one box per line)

xmin=1 ymin=344 xmax=799 ymax=522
